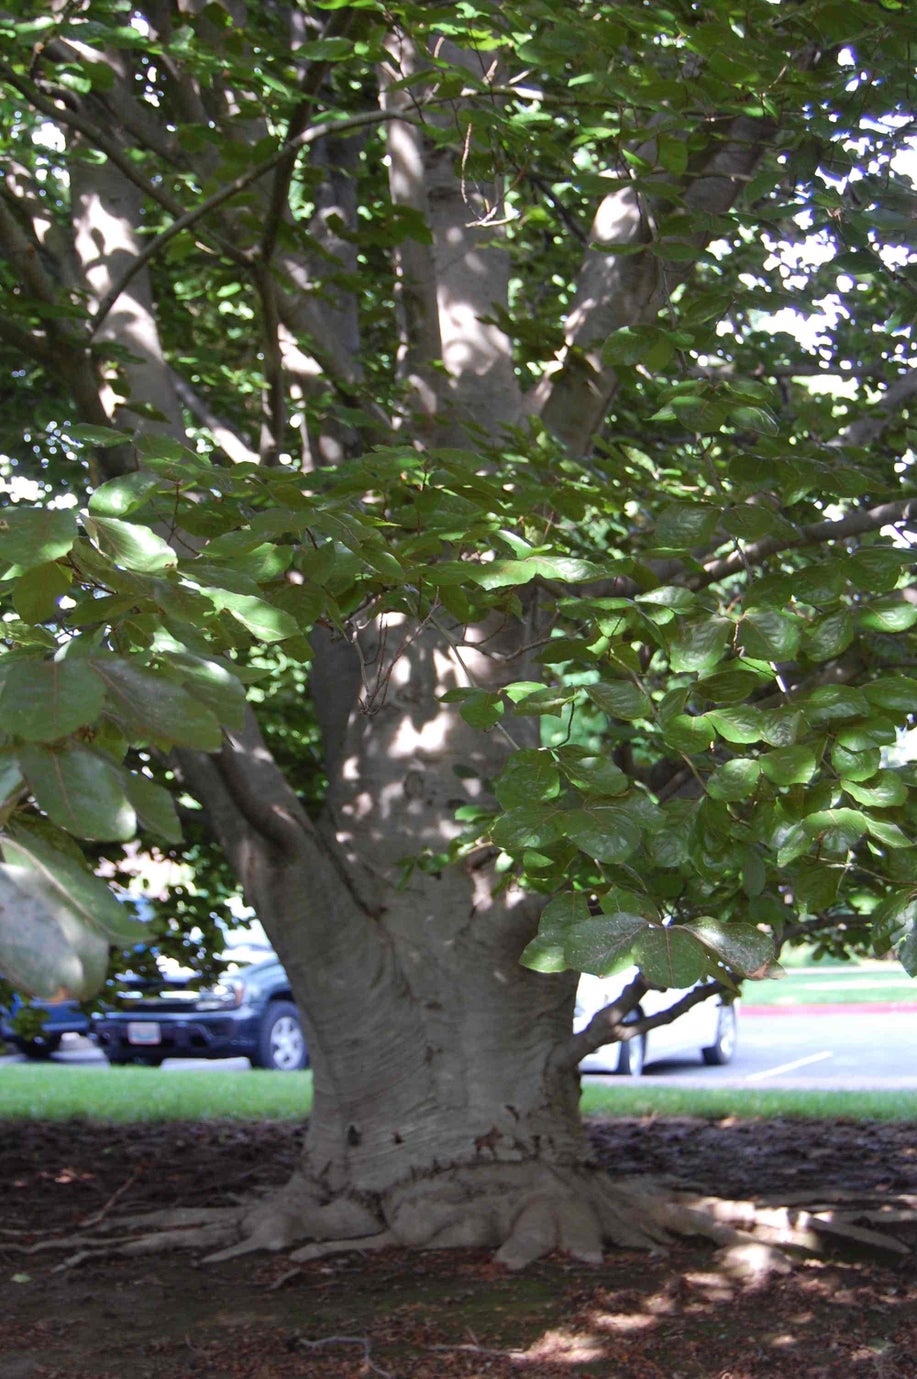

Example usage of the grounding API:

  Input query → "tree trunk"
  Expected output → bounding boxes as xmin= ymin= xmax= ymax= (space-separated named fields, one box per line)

xmin=247 ymin=846 xmax=591 ymax=1267
xmin=182 ymin=617 xmax=637 ymax=1269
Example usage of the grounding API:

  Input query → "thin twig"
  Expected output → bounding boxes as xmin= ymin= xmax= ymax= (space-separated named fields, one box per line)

xmin=79 ymin=1169 xmax=142 ymax=1229
xmin=294 ymin=1335 xmax=394 ymax=1379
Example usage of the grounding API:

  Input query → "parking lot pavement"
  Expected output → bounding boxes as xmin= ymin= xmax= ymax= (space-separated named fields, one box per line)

xmin=4 ymin=1007 xmax=917 ymax=1087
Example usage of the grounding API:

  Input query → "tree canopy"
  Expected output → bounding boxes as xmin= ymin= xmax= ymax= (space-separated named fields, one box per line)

xmin=0 ymin=0 xmax=915 ymax=1008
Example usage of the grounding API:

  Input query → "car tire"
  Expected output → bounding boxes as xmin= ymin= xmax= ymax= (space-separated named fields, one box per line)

xmin=702 ymin=1005 xmax=737 ymax=1065
xmin=616 ymin=1032 xmax=646 ymax=1077
xmin=17 ymin=1034 xmax=63 ymax=1060
xmin=253 ymin=1002 xmax=308 ymax=1071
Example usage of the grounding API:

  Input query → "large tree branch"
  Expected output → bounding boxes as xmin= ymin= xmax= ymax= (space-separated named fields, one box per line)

xmin=534 ymin=115 xmax=776 ymax=455
xmin=0 ymin=316 xmax=52 ymax=365
xmin=692 ymin=498 xmax=917 ymax=591
xmin=837 ymin=370 xmax=917 ymax=448
xmin=259 ymin=5 xmax=364 ymax=265
xmin=379 ymin=32 xmax=444 ymax=430
xmin=169 ymin=371 xmax=259 ymax=465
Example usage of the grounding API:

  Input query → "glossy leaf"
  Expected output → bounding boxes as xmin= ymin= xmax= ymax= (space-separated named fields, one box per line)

xmin=563 ymin=912 xmax=648 ymax=976
xmin=0 ymin=509 xmax=77 ymax=574
xmin=90 ymin=658 xmax=224 ymax=751
xmin=586 ymin=681 xmax=652 ymax=721
xmin=1 ymin=831 xmax=148 ymax=946
xmin=494 ymin=751 xmax=560 ymax=808
xmin=0 ymin=862 xmax=109 ymax=999
xmin=83 ymin=515 xmax=178 ymax=572
xmin=19 ymin=744 xmax=136 ymax=842
xmin=633 ymin=926 xmax=708 ymax=988
xmin=0 ymin=659 xmax=105 ymax=742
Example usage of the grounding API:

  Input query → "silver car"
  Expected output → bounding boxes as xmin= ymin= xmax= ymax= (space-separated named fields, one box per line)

xmin=575 ymin=970 xmax=738 ymax=1076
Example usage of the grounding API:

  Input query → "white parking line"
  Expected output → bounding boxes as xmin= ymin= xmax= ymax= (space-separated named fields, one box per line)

xmin=745 ymin=1051 xmax=834 ymax=1082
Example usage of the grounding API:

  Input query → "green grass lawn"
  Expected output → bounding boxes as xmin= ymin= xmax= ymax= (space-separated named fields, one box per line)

xmin=1 ymin=1062 xmax=915 ymax=1124
xmin=744 ymin=962 xmax=917 ymax=1007
xmin=0 ymin=1063 xmax=314 ymax=1121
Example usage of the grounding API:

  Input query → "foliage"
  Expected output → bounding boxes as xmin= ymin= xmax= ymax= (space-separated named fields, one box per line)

xmin=0 ymin=0 xmax=915 ymax=1003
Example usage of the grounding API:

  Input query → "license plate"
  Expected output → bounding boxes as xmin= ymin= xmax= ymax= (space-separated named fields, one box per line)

xmin=127 ymin=1022 xmax=161 ymax=1046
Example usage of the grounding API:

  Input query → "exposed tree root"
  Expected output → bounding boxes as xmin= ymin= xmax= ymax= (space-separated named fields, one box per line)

xmin=30 ymin=1161 xmax=913 ymax=1276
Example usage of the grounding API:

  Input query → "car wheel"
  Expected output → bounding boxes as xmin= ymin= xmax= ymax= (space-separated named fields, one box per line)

xmin=254 ymin=1002 xmax=308 ymax=1071
xmin=17 ymin=1034 xmax=63 ymax=1060
xmin=702 ymin=1005 xmax=737 ymax=1066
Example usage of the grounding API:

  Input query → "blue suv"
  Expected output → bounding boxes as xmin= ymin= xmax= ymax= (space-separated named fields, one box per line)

xmin=92 ymin=954 xmax=308 ymax=1071
xmin=0 ymin=989 xmax=92 ymax=1059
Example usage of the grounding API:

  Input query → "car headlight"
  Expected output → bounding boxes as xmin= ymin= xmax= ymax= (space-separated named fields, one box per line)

xmin=195 ymin=979 xmax=245 ymax=1011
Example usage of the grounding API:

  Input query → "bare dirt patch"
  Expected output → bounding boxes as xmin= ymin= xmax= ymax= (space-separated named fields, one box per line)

xmin=1 ymin=1116 xmax=915 ymax=1378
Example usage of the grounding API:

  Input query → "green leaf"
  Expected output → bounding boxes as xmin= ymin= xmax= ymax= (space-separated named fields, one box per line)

xmin=563 ymin=912 xmax=648 ymax=976
xmin=471 ymin=555 xmax=602 ymax=589
xmin=12 ymin=562 xmax=73 ymax=622
xmin=842 ymin=772 xmax=907 ymax=808
xmin=0 ymin=659 xmax=105 ymax=741
xmin=863 ymin=677 xmax=917 ymax=716
xmin=1 ymin=830 xmax=148 ymax=946
xmin=83 ymin=515 xmax=177 ymax=572
xmin=88 ymin=472 xmax=164 ymax=517
xmin=494 ymin=750 xmax=560 ymax=808
xmin=0 ymin=862 xmax=109 ymax=1000
xmin=68 ymin=423 xmax=127 ymax=447
xmin=492 ymin=805 xmax=564 ymax=853
xmin=695 ymin=665 xmax=769 ymax=704
xmin=91 ymin=657 xmax=224 ymax=751
xmin=19 ymin=744 xmax=136 ymax=842
xmin=831 ymin=742 xmax=882 ymax=781
xmin=857 ymin=597 xmax=917 ymax=634
xmin=685 ymin=919 xmax=773 ymax=976
xmin=125 ymin=771 xmax=182 ymax=843
xmin=662 ymin=713 xmax=716 ymax=753
xmin=759 ymin=746 xmax=817 ymax=785
xmin=804 ymin=609 xmax=854 ymax=662
xmin=655 ymin=503 xmax=720 ymax=549
xmin=739 ymin=609 xmax=800 ymax=660
xmin=562 ymin=805 xmax=641 ymax=863
xmin=865 ymin=817 xmax=911 ymax=849
xmin=707 ymin=706 xmax=765 ymax=744
xmin=707 ymin=758 xmax=761 ymax=801
xmin=0 ymin=509 xmax=77 ymax=574
xmin=586 ymin=681 xmax=652 ymax=720
xmin=633 ymin=926 xmax=707 ymax=987
xmin=455 ymin=689 xmax=505 ymax=729
xmin=668 ymin=618 xmax=731 ymax=674
xmin=519 ymin=934 xmax=567 ymax=973
xmin=795 ymin=864 xmax=841 ymax=913
xmin=804 ymin=807 xmax=868 ymax=854
xmin=163 ymin=652 xmax=248 ymax=729
xmin=203 ymin=589 xmax=300 ymax=641
xmin=848 ymin=546 xmax=912 ymax=593
xmin=538 ymin=892 xmax=592 ymax=936
xmin=803 ymin=686 xmax=869 ymax=724
xmin=556 ymin=749 xmax=628 ymax=797
xmin=509 ymin=685 xmax=574 ymax=717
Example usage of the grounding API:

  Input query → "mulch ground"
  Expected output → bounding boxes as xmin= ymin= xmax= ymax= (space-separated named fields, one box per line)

xmin=1 ymin=1116 xmax=915 ymax=1379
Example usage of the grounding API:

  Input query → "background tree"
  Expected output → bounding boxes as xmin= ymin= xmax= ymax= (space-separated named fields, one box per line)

xmin=0 ymin=0 xmax=915 ymax=1266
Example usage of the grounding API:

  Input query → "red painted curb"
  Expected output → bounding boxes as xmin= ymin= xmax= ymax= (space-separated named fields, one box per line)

xmin=742 ymin=1002 xmax=917 ymax=1015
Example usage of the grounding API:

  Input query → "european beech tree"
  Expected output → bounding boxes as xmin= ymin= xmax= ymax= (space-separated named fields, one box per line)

xmin=0 ymin=0 xmax=915 ymax=1266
